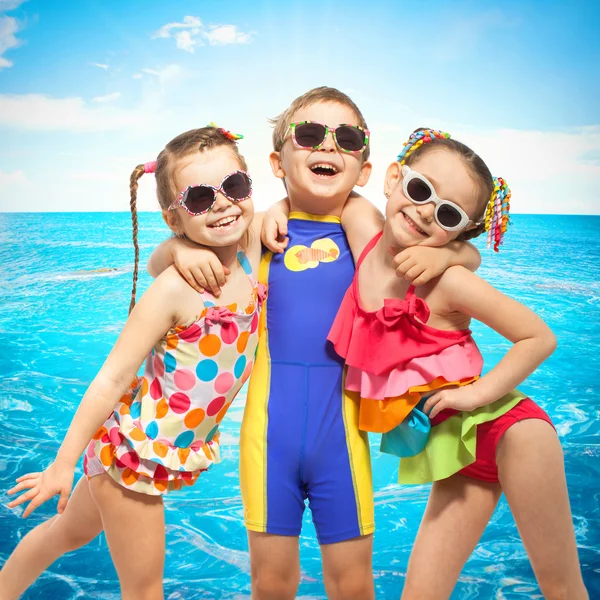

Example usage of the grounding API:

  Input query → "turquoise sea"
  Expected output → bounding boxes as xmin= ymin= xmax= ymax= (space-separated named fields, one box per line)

xmin=0 ymin=212 xmax=599 ymax=599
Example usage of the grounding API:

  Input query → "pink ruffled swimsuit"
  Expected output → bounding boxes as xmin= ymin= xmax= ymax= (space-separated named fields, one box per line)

xmin=84 ymin=251 xmax=266 ymax=495
xmin=328 ymin=231 xmax=483 ymax=454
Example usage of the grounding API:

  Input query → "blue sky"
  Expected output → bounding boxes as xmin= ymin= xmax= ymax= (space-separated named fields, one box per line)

xmin=0 ymin=0 xmax=598 ymax=213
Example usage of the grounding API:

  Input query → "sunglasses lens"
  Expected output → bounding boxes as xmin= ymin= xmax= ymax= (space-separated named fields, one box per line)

xmin=336 ymin=126 xmax=366 ymax=152
xmin=294 ymin=123 xmax=327 ymax=148
xmin=437 ymin=204 xmax=464 ymax=229
xmin=222 ymin=172 xmax=252 ymax=200
xmin=184 ymin=186 xmax=215 ymax=214
xmin=406 ymin=178 xmax=432 ymax=203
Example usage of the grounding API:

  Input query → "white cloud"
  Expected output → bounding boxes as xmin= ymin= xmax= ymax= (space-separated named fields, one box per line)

xmin=152 ymin=15 xmax=254 ymax=53
xmin=93 ymin=92 xmax=122 ymax=103
xmin=0 ymin=1 xmax=28 ymax=10
xmin=91 ymin=62 xmax=109 ymax=71
xmin=0 ymin=15 xmax=21 ymax=69
xmin=205 ymin=24 xmax=253 ymax=46
xmin=132 ymin=73 xmax=143 ymax=79
xmin=0 ymin=93 xmax=148 ymax=132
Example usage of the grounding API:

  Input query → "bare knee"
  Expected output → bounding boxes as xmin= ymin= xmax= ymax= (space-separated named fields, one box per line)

xmin=538 ymin=576 xmax=589 ymax=600
xmin=47 ymin=514 xmax=100 ymax=553
xmin=121 ymin=578 xmax=164 ymax=600
xmin=325 ymin=569 xmax=374 ymax=600
xmin=251 ymin=565 xmax=298 ymax=600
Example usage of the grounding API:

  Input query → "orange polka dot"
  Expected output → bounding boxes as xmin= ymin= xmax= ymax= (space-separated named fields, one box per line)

xmin=122 ymin=468 xmax=139 ymax=486
xmin=155 ymin=398 xmax=169 ymax=419
xmin=178 ymin=448 xmax=191 ymax=464
xmin=100 ymin=445 xmax=114 ymax=467
xmin=173 ymin=479 xmax=183 ymax=491
xmin=153 ymin=479 xmax=168 ymax=492
xmin=120 ymin=391 xmax=133 ymax=406
xmin=199 ymin=334 xmax=221 ymax=357
xmin=119 ymin=403 xmax=131 ymax=416
xmin=153 ymin=441 xmax=168 ymax=458
xmin=183 ymin=476 xmax=196 ymax=486
xmin=166 ymin=334 xmax=179 ymax=350
xmin=129 ymin=427 xmax=146 ymax=441
xmin=216 ymin=401 xmax=231 ymax=424
xmin=227 ymin=303 xmax=238 ymax=313
xmin=184 ymin=408 xmax=205 ymax=429
xmin=202 ymin=444 xmax=215 ymax=459
xmin=93 ymin=426 xmax=107 ymax=440
xmin=141 ymin=377 xmax=149 ymax=396
xmin=245 ymin=303 xmax=255 ymax=315
xmin=237 ymin=331 xmax=250 ymax=353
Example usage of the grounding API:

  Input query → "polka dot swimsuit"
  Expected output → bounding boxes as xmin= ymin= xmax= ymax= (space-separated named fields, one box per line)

xmin=84 ymin=250 xmax=266 ymax=495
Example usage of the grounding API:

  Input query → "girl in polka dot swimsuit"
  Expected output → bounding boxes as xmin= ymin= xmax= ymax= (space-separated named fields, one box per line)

xmin=2 ymin=126 xmax=266 ymax=599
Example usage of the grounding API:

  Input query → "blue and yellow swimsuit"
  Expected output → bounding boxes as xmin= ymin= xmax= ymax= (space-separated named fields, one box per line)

xmin=240 ymin=212 xmax=374 ymax=544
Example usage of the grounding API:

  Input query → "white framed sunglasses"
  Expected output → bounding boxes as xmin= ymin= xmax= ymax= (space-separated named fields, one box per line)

xmin=401 ymin=165 xmax=482 ymax=231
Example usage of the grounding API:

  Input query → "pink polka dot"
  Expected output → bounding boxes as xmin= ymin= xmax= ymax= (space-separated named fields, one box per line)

xmin=150 ymin=377 xmax=162 ymax=400
xmin=109 ymin=427 xmax=123 ymax=446
xmin=174 ymin=369 xmax=196 ymax=391
xmin=179 ymin=323 xmax=202 ymax=343
xmin=250 ymin=313 xmax=258 ymax=334
xmin=181 ymin=471 xmax=194 ymax=481
xmin=169 ymin=392 xmax=191 ymax=414
xmin=154 ymin=355 xmax=165 ymax=377
xmin=154 ymin=464 xmax=169 ymax=481
xmin=190 ymin=440 xmax=204 ymax=451
xmin=120 ymin=451 xmax=140 ymax=470
xmin=220 ymin=321 xmax=239 ymax=344
xmin=207 ymin=396 xmax=226 ymax=417
xmin=86 ymin=443 xmax=95 ymax=458
xmin=215 ymin=372 xmax=234 ymax=394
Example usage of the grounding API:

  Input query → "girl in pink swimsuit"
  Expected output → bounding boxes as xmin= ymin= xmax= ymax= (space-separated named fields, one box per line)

xmin=329 ymin=129 xmax=588 ymax=599
xmin=1 ymin=125 xmax=266 ymax=599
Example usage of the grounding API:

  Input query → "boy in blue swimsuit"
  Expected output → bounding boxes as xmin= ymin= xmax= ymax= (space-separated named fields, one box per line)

xmin=148 ymin=88 xmax=479 ymax=599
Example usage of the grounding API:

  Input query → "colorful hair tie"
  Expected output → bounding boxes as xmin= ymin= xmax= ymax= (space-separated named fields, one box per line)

xmin=484 ymin=176 xmax=511 ymax=252
xmin=397 ymin=129 xmax=451 ymax=164
xmin=208 ymin=121 xmax=244 ymax=141
xmin=143 ymin=161 xmax=157 ymax=174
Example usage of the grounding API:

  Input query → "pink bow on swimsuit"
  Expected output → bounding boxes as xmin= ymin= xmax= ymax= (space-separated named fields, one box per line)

xmin=378 ymin=294 xmax=431 ymax=327
xmin=257 ymin=283 xmax=268 ymax=304
xmin=205 ymin=306 xmax=234 ymax=325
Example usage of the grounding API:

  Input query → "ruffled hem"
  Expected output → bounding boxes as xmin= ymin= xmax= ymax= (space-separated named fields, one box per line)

xmin=346 ymin=339 xmax=483 ymax=400
xmin=88 ymin=412 xmax=221 ymax=473
xmin=396 ymin=389 xmax=527 ymax=484
xmin=83 ymin=451 xmax=205 ymax=496
xmin=357 ymin=375 xmax=479 ymax=433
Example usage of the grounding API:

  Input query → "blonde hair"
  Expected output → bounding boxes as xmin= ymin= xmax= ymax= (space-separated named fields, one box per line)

xmin=270 ymin=86 xmax=370 ymax=161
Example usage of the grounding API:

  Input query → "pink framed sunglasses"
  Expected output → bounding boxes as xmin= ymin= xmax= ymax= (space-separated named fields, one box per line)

xmin=168 ymin=170 xmax=252 ymax=216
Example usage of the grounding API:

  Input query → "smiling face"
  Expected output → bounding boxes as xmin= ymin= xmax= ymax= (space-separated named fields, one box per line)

xmin=269 ymin=101 xmax=372 ymax=213
xmin=164 ymin=145 xmax=254 ymax=248
xmin=384 ymin=149 xmax=484 ymax=248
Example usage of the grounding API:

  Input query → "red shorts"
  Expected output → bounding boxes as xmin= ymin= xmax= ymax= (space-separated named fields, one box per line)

xmin=457 ymin=398 xmax=554 ymax=483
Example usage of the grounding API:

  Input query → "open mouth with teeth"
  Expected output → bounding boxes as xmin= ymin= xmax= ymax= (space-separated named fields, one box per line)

xmin=402 ymin=212 xmax=428 ymax=236
xmin=209 ymin=215 xmax=239 ymax=229
xmin=310 ymin=163 xmax=339 ymax=177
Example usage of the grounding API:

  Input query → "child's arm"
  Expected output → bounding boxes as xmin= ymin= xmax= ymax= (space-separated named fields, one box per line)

xmin=6 ymin=269 xmax=187 ymax=516
xmin=261 ymin=198 xmax=290 ymax=253
xmin=391 ymin=242 xmax=481 ymax=286
xmin=340 ymin=192 xmax=385 ymax=263
xmin=424 ymin=266 xmax=557 ymax=418
xmin=148 ymin=237 xmax=229 ymax=295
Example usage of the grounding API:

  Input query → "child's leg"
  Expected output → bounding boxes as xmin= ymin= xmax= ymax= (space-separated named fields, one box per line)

xmin=401 ymin=474 xmax=502 ymax=600
xmin=88 ymin=473 xmax=165 ymax=600
xmin=321 ymin=534 xmax=374 ymax=600
xmin=0 ymin=476 xmax=103 ymax=600
xmin=247 ymin=531 xmax=300 ymax=600
xmin=497 ymin=419 xmax=588 ymax=600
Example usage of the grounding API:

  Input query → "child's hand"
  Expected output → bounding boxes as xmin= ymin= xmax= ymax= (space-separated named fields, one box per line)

xmin=172 ymin=241 xmax=230 ymax=296
xmin=6 ymin=461 xmax=75 ymax=517
xmin=262 ymin=211 xmax=289 ymax=254
xmin=423 ymin=385 xmax=484 ymax=419
xmin=390 ymin=246 xmax=452 ymax=286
